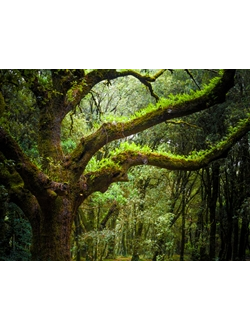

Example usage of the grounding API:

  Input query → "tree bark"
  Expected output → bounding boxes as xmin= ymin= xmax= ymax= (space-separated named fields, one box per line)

xmin=208 ymin=163 xmax=220 ymax=260
xmin=238 ymin=212 xmax=249 ymax=261
xmin=30 ymin=196 xmax=75 ymax=260
xmin=180 ymin=193 xmax=186 ymax=261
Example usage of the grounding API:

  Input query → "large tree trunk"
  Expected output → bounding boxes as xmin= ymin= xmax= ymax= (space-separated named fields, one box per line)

xmin=31 ymin=196 xmax=75 ymax=261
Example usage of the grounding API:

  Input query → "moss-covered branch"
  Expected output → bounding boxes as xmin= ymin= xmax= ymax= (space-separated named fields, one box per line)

xmin=72 ymin=163 xmax=128 ymax=203
xmin=79 ymin=115 xmax=250 ymax=196
xmin=64 ymin=69 xmax=166 ymax=111
xmin=35 ymin=69 xmax=165 ymax=167
xmin=0 ymin=127 xmax=69 ymax=200
xmin=68 ymin=70 xmax=236 ymax=179
xmin=114 ymin=116 xmax=250 ymax=171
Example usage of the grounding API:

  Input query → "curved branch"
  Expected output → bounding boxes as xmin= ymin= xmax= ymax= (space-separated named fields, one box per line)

xmin=115 ymin=117 xmax=250 ymax=171
xmin=72 ymin=164 xmax=128 ymax=203
xmin=68 ymin=70 xmax=236 ymax=179
xmin=0 ymin=127 xmax=69 ymax=200
xmin=64 ymin=69 xmax=166 ymax=113
xmin=112 ymin=69 xmax=166 ymax=101
xmin=79 ymin=115 xmax=250 ymax=196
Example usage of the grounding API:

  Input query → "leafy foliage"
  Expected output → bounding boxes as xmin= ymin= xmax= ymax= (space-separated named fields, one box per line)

xmin=0 ymin=203 xmax=32 ymax=261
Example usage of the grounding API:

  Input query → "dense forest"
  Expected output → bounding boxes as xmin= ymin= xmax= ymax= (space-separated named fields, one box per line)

xmin=1 ymin=69 xmax=250 ymax=261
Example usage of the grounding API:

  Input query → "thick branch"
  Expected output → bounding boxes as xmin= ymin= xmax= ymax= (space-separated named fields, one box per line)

xmin=99 ymin=201 xmax=119 ymax=230
xmin=116 ymin=117 xmax=250 ymax=171
xmin=115 ymin=69 xmax=166 ymax=100
xmin=0 ymin=127 xmax=69 ymax=200
xmin=68 ymin=70 xmax=236 ymax=179
xmin=78 ymin=116 xmax=250 ymax=196
xmin=65 ymin=69 xmax=168 ymax=112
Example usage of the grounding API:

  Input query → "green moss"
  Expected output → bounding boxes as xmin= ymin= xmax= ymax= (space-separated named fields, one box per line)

xmin=0 ymin=92 xmax=6 ymax=116
xmin=112 ymin=141 xmax=152 ymax=155
xmin=102 ymin=71 xmax=223 ymax=124
xmin=0 ymin=92 xmax=8 ymax=127
xmin=84 ymin=156 xmax=122 ymax=174
xmin=0 ymin=162 xmax=24 ymax=190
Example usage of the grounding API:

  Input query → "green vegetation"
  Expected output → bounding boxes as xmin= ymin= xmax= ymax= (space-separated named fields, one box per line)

xmin=1 ymin=69 xmax=250 ymax=261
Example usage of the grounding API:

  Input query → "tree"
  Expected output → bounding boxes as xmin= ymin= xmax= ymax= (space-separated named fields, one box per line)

xmin=1 ymin=69 xmax=250 ymax=260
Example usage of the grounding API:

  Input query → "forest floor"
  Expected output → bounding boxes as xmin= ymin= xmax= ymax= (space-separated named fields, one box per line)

xmin=103 ymin=254 xmax=189 ymax=261
xmin=78 ymin=254 xmax=250 ymax=261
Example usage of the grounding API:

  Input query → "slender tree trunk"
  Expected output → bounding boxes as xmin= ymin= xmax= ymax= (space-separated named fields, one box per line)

xmin=225 ymin=215 xmax=233 ymax=261
xmin=180 ymin=193 xmax=186 ymax=261
xmin=74 ymin=212 xmax=82 ymax=261
xmin=105 ymin=217 xmax=117 ymax=260
xmin=209 ymin=163 xmax=220 ymax=260
xmin=218 ymin=194 xmax=227 ymax=261
xmin=237 ymin=136 xmax=250 ymax=260
xmin=238 ymin=213 xmax=248 ymax=261
xmin=0 ymin=186 xmax=8 ymax=258
xmin=131 ymin=220 xmax=143 ymax=261
xmin=120 ymin=220 xmax=128 ymax=257
xmin=131 ymin=179 xmax=147 ymax=261
xmin=232 ymin=217 xmax=239 ymax=260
